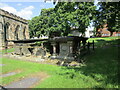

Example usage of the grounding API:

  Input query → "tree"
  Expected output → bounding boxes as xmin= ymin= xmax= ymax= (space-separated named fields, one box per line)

xmin=28 ymin=16 xmax=41 ymax=38
xmin=95 ymin=2 xmax=120 ymax=36
xmin=29 ymin=2 xmax=97 ymax=38
xmin=54 ymin=2 xmax=96 ymax=35
xmin=29 ymin=8 xmax=54 ymax=38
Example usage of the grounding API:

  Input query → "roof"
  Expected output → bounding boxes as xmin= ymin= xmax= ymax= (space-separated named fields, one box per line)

xmin=0 ymin=8 xmax=28 ymax=24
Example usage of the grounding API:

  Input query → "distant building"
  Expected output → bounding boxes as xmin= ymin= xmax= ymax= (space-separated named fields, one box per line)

xmin=112 ymin=32 xmax=120 ymax=36
xmin=97 ymin=24 xmax=111 ymax=37
xmin=96 ymin=24 xmax=120 ymax=37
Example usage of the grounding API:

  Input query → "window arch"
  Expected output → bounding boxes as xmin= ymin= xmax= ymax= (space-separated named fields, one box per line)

xmin=15 ymin=25 xmax=20 ymax=40
xmin=23 ymin=26 xmax=26 ymax=39
xmin=4 ymin=22 xmax=10 ymax=41
xmin=0 ymin=22 xmax=2 ymax=30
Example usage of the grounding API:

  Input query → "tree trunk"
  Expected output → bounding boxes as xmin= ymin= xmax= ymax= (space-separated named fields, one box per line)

xmin=110 ymin=31 xmax=114 ymax=36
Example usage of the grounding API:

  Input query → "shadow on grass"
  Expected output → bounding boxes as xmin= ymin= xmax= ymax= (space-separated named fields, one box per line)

xmin=61 ymin=39 xmax=119 ymax=88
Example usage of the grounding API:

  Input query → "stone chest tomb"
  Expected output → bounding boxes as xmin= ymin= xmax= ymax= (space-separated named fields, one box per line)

xmin=12 ymin=36 xmax=88 ymax=61
xmin=50 ymin=36 xmax=88 ymax=61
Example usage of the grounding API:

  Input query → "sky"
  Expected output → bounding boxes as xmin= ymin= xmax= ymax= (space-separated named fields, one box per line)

xmin=0 ymin=0 xmax=99 ymax=30
xmin=0 ymin=1 xmax=55 ymax=20
xmin=0 ymin=0 xmax=99 ymax=20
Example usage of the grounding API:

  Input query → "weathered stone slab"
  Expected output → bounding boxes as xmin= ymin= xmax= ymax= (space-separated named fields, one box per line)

xmin=59 ymin=43 xmax=69 ymax=56
xmin=0 ymin=72 xmax=17 ymax=77
xmin=33 ymin=48 xmax=46 ymax=57
xmin=22 ymin=47 xmax=31 ymax=56
xmin=14 ymin=47 xmax=21 ymax=55
xmin=5 ymin=77 xmax=40 ymax=88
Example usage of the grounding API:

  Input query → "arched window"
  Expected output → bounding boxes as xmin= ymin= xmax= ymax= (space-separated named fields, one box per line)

xmin=0 ymin=22 xmax=2 ymax=31
xmin=23 ymin=26 xmax=26 ymax=39
xmin=15 ymin=25 xmax=20 ymax=40
xmin=4 ymin=22 xmax=10 ymax=41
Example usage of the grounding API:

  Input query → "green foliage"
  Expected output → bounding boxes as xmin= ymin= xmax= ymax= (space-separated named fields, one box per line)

xmin=35 ymin=41 xmax=46 ymax=46
xmin=54 ymin=2 xmax=96 ymax=34
xmin=68 ymin=33 xmax=73 ymax=36
xmin=29 ymin=2 xmax=96 ymax=38
xmin=87 ymin=36 xmax=119 ymax=47
xmin=94 ymin=2 xmax=120 ymax=34
xmin=28 ymin=16 xmax=41 ymax=38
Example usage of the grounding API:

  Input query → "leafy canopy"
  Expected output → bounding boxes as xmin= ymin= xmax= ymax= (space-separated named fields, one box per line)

xmin=94 ymin=2 xmax=120 ymax=34
xmin=29 ymin=2 xmax=96 ymax=38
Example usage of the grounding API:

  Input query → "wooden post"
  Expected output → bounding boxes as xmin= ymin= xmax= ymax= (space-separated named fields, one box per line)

xmin=83 ymin=41 xmax=86 ymax=49
xmin=87 ymin=41 xmax=90 ymax=51
xmin=93 ymin=40 xmax=94 ymax=50
xmin=78 ymin=42 xmax=81 ymax=54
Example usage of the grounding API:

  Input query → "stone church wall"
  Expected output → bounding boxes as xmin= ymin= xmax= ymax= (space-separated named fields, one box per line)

xmin=0 ymin=9 xmax=30 ymax=49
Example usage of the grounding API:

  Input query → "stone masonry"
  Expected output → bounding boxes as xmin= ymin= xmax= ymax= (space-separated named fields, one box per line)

xmin=0 ymin=9 xmax=30 ymax=49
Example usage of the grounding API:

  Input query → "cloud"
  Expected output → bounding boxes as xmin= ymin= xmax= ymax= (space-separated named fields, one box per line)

xmin=17 ymin=3 xmax=22 ymax=6
xmin=0 ymin=3 xmax=8 ymax=7
xmin=17 ymin=6 xmax=34 ymax=20
xmin=0 ymin=3 xmax=34 ymax=20
xmin=0 ymin=3 xmax=17 ymax=14
xmin=40 ymin=4 xmax=45 ymax=8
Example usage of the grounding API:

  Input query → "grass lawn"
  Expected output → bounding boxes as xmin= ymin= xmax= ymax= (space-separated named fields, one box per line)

xmin=87 ymin=36 xmax=120 ymax=47
xmin=1 ymin=36 xmax=119 ymax=88
xmin=0 ymin=48 xmax=14 ymax=54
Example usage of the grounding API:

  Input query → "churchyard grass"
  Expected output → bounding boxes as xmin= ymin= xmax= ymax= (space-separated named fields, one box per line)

xmin=1 ymin=36 xmax=119 ymax=88
xmin=36 ymin=36 xmax=119 ymax=88
xmin=0 ymin=48 xmax=14 ymax=54
xmin=87 ymin=36 xmax=119 ymax=48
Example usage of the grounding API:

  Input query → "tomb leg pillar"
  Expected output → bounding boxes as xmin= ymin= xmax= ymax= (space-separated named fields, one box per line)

xmin=51 ymin=43 xmax=57 ymax=58
xmin=68 ymin=41 xmax=73 ymax=57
